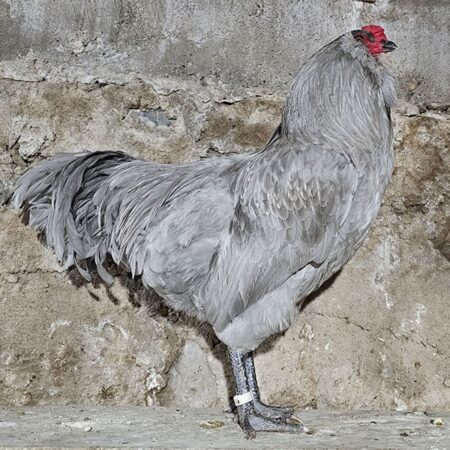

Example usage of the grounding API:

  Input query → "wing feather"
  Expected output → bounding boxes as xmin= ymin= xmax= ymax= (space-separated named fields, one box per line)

xmin=202 ymin=142 xmax=358 ymax=332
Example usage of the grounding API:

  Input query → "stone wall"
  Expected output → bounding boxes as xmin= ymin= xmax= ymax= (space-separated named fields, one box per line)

xmin=0 ymin=0 xmax=449 ymax=410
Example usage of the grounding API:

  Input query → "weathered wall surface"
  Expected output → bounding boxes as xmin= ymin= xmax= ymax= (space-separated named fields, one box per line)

xmin=0 ymin=0 xmax=449 ymax=411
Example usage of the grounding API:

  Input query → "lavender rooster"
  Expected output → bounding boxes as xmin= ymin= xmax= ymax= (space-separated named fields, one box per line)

xmin=12 ymin=25 xmax=397 ymax=435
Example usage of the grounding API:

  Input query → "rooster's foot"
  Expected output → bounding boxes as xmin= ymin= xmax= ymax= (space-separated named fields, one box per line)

xmin=238 ymin=407 xmax=311 ymax=438
xmin=252 ymin=400 xmax=301 ymax=422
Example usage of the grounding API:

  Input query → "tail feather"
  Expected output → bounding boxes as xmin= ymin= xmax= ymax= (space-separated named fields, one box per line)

xmin=12 ymin=151 xmax=135 ymax=282
xmin=12 ymin=150 xmax=213 ymax=286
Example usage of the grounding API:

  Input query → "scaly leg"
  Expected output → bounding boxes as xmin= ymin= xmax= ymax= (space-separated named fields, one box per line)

xmin=244 ymin=351 xmax=302 ymax=423
xmin=229 ymin=349 xmax=308 ymax=437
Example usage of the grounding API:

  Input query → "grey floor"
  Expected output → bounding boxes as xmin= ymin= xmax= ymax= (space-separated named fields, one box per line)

xmin=0 ymin=406 xmax=448 ymax=449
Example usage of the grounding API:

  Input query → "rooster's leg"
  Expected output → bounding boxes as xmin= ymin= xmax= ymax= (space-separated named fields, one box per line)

xmin=229 ymin=349 xmax=308 ymax=436
xmin=243 ymin=351 xmax=302 ymax=421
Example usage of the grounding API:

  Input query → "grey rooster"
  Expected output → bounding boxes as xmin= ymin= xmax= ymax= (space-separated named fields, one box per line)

xmin=12 ymin=25 xmax=397 ymax=435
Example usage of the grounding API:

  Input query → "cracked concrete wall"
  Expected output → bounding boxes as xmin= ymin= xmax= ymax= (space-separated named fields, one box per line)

xmin=0 ymin=0 xmax=449 ymax=411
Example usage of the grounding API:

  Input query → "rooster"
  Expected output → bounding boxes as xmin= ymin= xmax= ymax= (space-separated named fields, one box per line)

xmin=12 ymin=25 xmax=397 ymax=435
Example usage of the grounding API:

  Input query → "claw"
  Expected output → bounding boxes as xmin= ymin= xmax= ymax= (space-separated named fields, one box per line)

xmin=286 ymin=413 xmax=304 ymax=425
xmin=244 ymin=430 xmax=257 ymax=440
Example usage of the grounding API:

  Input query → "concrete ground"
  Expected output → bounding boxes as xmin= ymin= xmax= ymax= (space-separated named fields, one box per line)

xmin=0 ymin=406 xmax=448 ymax=449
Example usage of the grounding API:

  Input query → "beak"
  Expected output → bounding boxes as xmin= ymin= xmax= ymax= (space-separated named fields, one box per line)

xmin=383 ymin=40 xmax=397 ymax=52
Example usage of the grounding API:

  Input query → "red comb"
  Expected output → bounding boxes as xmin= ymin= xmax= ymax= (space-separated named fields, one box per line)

xmin=361 ymin=25 xmax=387 ymax=39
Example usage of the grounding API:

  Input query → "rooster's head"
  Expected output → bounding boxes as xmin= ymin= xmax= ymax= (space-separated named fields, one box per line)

xmin=352 ymin=25 xmax=397 ymax=57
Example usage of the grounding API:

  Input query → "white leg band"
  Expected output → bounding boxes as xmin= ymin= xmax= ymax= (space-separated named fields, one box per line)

xmin=233 ymin=391 xmax=254 ymax=406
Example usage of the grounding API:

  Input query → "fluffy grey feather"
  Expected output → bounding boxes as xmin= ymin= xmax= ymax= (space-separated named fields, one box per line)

xmin=12 ymin=30 xmax=396 ymax=352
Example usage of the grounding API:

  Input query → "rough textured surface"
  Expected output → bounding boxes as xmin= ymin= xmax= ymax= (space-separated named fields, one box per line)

xmin=0 ymin=0 xmax=449 ymax=414
xmin=0 ymin=406 xmax=449 ymax=449
xmin=1 ymin=0 xmax=449 ymax=103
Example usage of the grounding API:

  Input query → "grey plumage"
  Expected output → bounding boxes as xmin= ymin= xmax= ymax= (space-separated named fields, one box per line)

xmin=12 ymin=31 xmax=396 ymax=355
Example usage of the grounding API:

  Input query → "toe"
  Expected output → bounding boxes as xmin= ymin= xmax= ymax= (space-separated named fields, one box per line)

xmin=245 ymin=413 xmax=308 ymax=433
